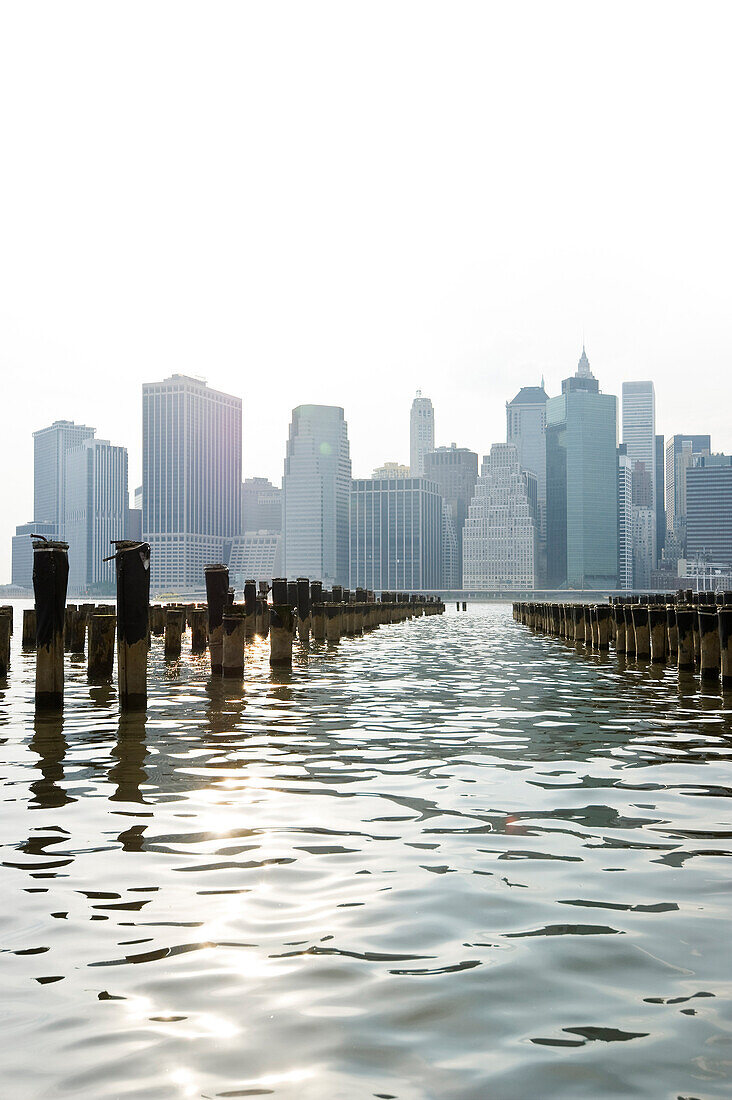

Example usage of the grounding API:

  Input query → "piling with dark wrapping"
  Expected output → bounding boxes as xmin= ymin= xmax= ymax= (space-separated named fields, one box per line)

xmin=33 ymin=539 xmax=69 ymax=709
xmin=205 ymin=564 xmax=229 ymax=675
xmin=115 ymin=541 xmax=150 ymax=710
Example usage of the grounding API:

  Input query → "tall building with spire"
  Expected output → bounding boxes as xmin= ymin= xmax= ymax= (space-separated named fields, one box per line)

xmin=546 ymin=347 xmax=618 ymax=588
xmin=410 ymin=391 xmax=435 ymax=476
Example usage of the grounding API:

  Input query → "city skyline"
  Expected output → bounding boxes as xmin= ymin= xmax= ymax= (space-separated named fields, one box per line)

xmin=5 ymin=360 xmax=730 ymax=594
xmin=4 ymin=358 xmax=726 ymax=589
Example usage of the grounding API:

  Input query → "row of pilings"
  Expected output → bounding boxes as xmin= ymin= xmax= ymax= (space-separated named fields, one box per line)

xmin=513 ymin=591 xmax=732 ymax=687
xmin=0 ymin=538 xmax=444 ymax=712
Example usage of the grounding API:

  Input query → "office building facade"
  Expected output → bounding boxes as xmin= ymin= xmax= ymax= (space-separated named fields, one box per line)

xmin=686 ymin=456 xmax=732 ymax=566
xmin=282 ymin=405 xmax=351 ymax=586
xmin=423 ymin=444 xmax=478 ymax=588
xmin=463 ymin=443 xmax=538 ymax=591
xmin=372 ymin=462 xmax=410 ymax=480
xmin=142 ymin=374 xmax=242 ymax=593
xmin=228 ymin=531 xmax=282 ymax=587
xmin=242 ymin=477 xmax=282 ymax=533
xmin=33 ymin=419 xmax=96 ymax=538
xmin=617 ymin=444 xmax=633 ymax=590
xmin=11 ymin=521 xmax=56 ymax=589
xmin=546 ymin=350 xmax=618 ymax=588
xmin=506 ymin=383 xmax=548 ymax=579
xmin=66 ymin=438 xmax=129 ymax=593
xmin=655 ymin=434 xmax=666 ymax=565
xmin=410 ymin=391 xmax=435 ymax=476
xmin=622 ymin=380 xmax=656 ymax=576
xmin=350 ymin=477 xmax=443 ymax=591
xmin=665 ymin=434 xmax=711 ymax=547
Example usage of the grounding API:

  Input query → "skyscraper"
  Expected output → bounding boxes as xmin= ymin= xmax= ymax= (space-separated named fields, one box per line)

xmin=282 ymin=405 xmax=351 ymax=585
xmin=410 ymin=391 xmax=435 ymax=476
xmin=65 ymin=437 xmax=129 ymax=593
xmin=241 ymin=477 xmax=282 ymax=533
xmin=665 ymin=434 xmax=711 ymax=547
xmin=349 ymin=476 xmax=443 ymax=591
xmin=655 ymin=434 xmax=666 ymax=566
xmin=423 ymin=443 xmax=478 ymax=588
xmin=622 ymin=381 xmax=656 ymax=582
xmin=686 ymin=455 xmax=732 ymax=566
xmin=617 ymin=444 xmax=633 ymax=589
xmin=142 ymin=374 xmax=242 ymax=593
xmin=462 ymin=443 xmax=538 ymax=591
xmin=506 ymin=382 xmax=548 ymax=580
xmin=33 ymin=419 xmax=96 ymax=538
xmin=546 ymin=349 xmax=618 ymax=589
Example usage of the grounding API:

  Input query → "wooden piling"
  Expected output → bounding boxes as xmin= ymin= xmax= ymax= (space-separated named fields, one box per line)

xmin=699 ymin=608 xmax=721 ymax=682
xmin=222 ymin=610 xmax=246 ymax=678
xmin=33 ymin=539 xmax=69 ymax=709
xmin=88 ymin=611 xmax=116 ymax=682
xmin=114 ymin=540 xmax=150 ymax=710
xmin=205 ymin=563 xmax=229 ymax=675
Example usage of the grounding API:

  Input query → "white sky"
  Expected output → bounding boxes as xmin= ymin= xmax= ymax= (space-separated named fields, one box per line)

xmin=2 ymin=1 xmax=731 ymax=580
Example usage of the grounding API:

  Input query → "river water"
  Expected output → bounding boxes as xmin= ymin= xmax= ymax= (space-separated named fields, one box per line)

xmin=1 ymin=601 xmax=732 ymax=1099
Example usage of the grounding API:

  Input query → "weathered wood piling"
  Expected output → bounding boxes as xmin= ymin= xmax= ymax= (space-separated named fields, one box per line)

xmin=514 ymin=591 xmax=732 ymax=691
xmin=114 ymin=541 xmax=151 ymax=709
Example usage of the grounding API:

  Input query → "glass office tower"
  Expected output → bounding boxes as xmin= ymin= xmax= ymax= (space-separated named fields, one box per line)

xmin=546 ymin=349 xmax=618 ymax=588
xmin=349 ymin=476 xmax=443 ymax=591
xmin=282 ymin=405 xmax=351 ymax=586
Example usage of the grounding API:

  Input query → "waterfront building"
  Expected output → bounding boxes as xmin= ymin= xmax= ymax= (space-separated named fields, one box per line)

xmin=11 ymin=520 xmax=56 ymax=589
xmin=506 ymin=382 xmax=548 ymax=580
xmin=242 ymin=477 xmax=282 ymax=533
xmin=655 ymin=434 xmax=666 ymax=565
xmin=665 ymin=434 xmax=711 ymax=549
xmin=127 ymin=506 xmax=143 ymax=543
xmin=33 ymin=419 xmax=96 ymax=538
xmin=686 ymin=455 xmax=732 ymax=566
xmin=622 ymin=380 xmax=656 ymax=575
xmin=617 ymin=444 xmax=633 ymax=590
xmin=546 ymin=349 xmax=618 ymax=589
xmin=423 ymin=444 xmax=478 ymax=588
xmin=410 ymin=391 xmax=435 ymax=477
xmin=349 ymin=476 xmax=442 ymax=591
xmin=228 ymin=531 xmax=282 ymax=587
xmin=372 ymin=462 xmax=410 ymax=479
xmin=441 ymin=501 xmax=459 ymax=589
xmin=142 ymin=374 xmax=242 ymax=593
xmin=66 ymin=437 xmax=129 ymax=593
xmin=463 ymin=443 xmax=537 ymax=591
xmin=631 ymin=506 xmax=655 ymax=589
xmin=282 ymin=405 xmax=351 ymax=586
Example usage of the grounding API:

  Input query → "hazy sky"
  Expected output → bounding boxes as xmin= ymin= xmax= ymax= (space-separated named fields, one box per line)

xmin=2 ymin=1 xmax=731 ymax=580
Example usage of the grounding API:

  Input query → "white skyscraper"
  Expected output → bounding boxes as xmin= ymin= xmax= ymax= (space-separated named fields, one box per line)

xmin=617 ymin=443 xmax=633 ymax=590
xmin=622 ymin=380 xmax=656 ymax=579
xmin=410 ymin=391 xmax=435 ymax=476
xmin=142 ymin=374 xmax=242 ymax=593
xmin=282 ymin=405 xmax=351 ymax=586
xmin=463 ymin=443 xmax=538 ymax=590
xmin=66 ymin=437 xmax=129 ymax=593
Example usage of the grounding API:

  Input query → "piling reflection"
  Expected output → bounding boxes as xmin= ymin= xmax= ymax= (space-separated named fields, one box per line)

xmin=109 ymin=710 xmax=148 ymax=805
xmin=29 ymin=710 xmax=73 ymax=809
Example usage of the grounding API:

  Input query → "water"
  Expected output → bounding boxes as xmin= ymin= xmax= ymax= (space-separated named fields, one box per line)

xmin=2 ymin=602 xmax=732 ymax=1099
